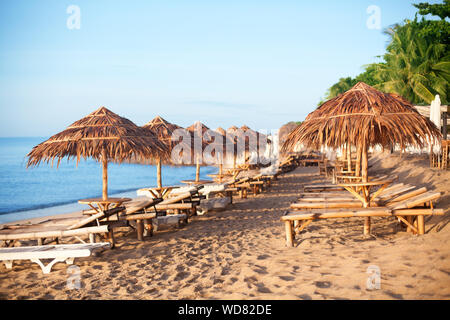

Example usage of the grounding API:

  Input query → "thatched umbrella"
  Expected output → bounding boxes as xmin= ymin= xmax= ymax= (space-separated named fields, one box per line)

xmin=142 ymin=116 xmax=184 ymax=188
xmin=186 ymin=121 xmax=228 ymax=182
xmin=282 ymin=82 xmax=441 ymax=182
xmin=228 ymin=125 xmax=270 ymax=166
xmin=27 ymin=107 xmax=170 ymax=201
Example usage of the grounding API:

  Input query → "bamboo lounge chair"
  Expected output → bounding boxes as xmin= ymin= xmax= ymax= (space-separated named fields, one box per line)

xmin=0 ymin=225 xmax=112 ymax=248
xmin=66 ymin=198 xmax=163 ymax=243
xmin=303 ymin=175 xmax=391 ymax=193
xmin=292 ymin=184 xmax=424 ymax=210
xmin=281 ymin=191 xmax=444 ymax=247
xmin=147 ymin=191 xmax=200 ymax=218
xmin=0 ymin=205 xmax=132 ymax=248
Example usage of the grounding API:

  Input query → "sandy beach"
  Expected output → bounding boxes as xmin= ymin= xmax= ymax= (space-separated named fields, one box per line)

xmin=0 ymin=152 xmax=449 ymax=300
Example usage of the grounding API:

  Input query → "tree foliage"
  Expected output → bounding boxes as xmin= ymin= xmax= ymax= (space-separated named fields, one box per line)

xmin=320 ymin=0 xmax=450 ymax=105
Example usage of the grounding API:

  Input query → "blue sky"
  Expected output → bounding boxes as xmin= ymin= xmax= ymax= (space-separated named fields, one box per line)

xmin=0 ymin=0 xmax=439 ymax=136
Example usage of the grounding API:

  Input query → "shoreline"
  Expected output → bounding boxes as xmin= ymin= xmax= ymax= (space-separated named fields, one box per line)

xmin=0 ymin=166 xmax=219 ymax=226
xmin=0 ymin=189 xmax=139 ymax=226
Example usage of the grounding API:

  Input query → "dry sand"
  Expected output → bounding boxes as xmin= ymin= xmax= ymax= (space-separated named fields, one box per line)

xmin=0 ymin=152 xmax=449 ymax=300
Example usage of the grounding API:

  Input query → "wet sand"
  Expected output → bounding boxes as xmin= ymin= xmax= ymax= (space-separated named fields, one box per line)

xmin=1 ymin=152 xmax=449 ymax=300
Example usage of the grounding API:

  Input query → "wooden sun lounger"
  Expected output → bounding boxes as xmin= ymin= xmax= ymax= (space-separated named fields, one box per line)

xmin=0 ymin=225 xmax=110 ymax=246
xmin=0 ymin=242 xmax=110 ymax=274
xmin=145 ymin=192 xmax=199 ymax=218
xmin=226 ymin=177 xmax=252 ymax=199
xmin=281 ymin=191 xmax=443 ymax=247
xmin=303 ymin=184 xmax=346 ymax=192
xmin=293 ymin=185 xmax=426 ymax=210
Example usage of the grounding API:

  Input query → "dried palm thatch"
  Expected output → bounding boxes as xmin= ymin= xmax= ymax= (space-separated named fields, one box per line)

xmin=27 ymin=107 xmax=170 ymax=199
xmin=282 ymin=82 xmax=440 ymax=152
xmin=186 ymin=121 xmax=233 ymax=158
xmin=186 ymin=121 xmax=232 ymax=181
xmin=215 ymin=127 xmax=227 ymax=137
xmin=282 ymin=82 xmax=441 ymax=180
xmin=227 ymin=125 xmax=271 ymax=165
xmin=142 ymin=115 xmax=185 ymax=187
xmin=143 ymin=116 xmax=182 ymax=150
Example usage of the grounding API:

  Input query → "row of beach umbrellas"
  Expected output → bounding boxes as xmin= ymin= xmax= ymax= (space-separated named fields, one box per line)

xmin=26 ymin=108 xmax=271 ymax=200
xmin=27 ymin=82 xmax=438 ymax=204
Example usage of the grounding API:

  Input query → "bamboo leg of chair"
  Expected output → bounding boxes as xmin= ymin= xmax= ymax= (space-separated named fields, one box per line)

xmin=364 ymin=217 xmax=371 ymax=235
xmin=417 ymin=215 xmax=425 ymax=235
xmin=285 ymin=221 xmax=294 ymax=247
xmin=136 ymin=219 xmax=144 ymax=241
xmin=296 ymin=220 xmax=312 ymax=234
xmin=293 ymin=220 xmax=299 ymax=232
xmin=107 ymin=230 xmax=115 ymax=249
xmin=406 ymin=216 xmax=413 ymax=233
xmin=144 ymin=219 xmax=153 ymax=237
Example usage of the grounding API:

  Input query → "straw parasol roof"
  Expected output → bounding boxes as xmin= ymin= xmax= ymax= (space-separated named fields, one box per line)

xmin=215 ymin=127 xmax=227 ymax=137
xmin=282 ymin=82 xmax=441 ymax=182
xmin=28 ymin=107 xmax=169 ymax=166
xmin=186 ymin=121 xmax=231 ymax=181
xmin=186 ymin=121 xmax=230 ymax=156
xmin=27 ymin=106 xmax=170 ymax=199
xmin=282 ymin=82 xmax=441 ymax=153
xmin=142 ymin=115 xmax=187 ymax=188
xmin=227 ymin=125 xmax=271 ymax=165
xmin=142 ymin=115 xmax=182 ymax=150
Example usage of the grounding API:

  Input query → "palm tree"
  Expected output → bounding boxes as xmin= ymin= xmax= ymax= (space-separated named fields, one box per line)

xmin=374 ymin=21 xmax=450 ymax=104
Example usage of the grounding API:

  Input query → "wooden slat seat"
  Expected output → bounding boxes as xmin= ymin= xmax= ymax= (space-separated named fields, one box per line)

xmin=281 ymin=191 xmax=444 ymax=247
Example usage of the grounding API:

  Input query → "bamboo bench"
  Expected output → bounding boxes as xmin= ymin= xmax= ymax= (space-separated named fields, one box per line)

xmin=0 ymin=225 xmax=112 ymax=248
xmin=0 ymin=242 xmax=110 ymax=274
xmin=292 ymin=185 xmax=425 ymax=210
xmin=281 ymin=191 xmax=443 ymax=247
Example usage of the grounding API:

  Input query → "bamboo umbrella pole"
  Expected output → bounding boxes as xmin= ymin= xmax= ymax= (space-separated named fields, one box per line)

xmin=102 ymin=148 xmax=108 ymax=201
xmin=216 ymin=152 xmax=223 ymax=183
xmin=347 ymin=142 xmax=352 ymax=172
xmin=156 ymin=158 xmax=162 ymax=188
xmin=361 ymin=142 xmax=368 ymax=183
xmin=355 ymin=144 xmax=362 ymax=177
xmin=195 ymin=160 xmax=200 ymax=182
xmin=361 ymin=142 xmax=370 ymax=234
xmin=219 ymin=163 xmax=223 ymax=183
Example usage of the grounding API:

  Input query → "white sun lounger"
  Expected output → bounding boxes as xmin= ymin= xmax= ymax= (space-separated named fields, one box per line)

xmin=0 ymin=242 xmax=110 ymax=274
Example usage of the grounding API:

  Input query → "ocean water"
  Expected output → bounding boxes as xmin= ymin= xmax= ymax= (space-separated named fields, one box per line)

xmin=0 ymin=137 xmax=216 ymax=224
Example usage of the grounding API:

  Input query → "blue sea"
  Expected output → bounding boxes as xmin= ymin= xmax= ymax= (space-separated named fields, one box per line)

xmin=0 ymin=137 xmax=216 ymax=224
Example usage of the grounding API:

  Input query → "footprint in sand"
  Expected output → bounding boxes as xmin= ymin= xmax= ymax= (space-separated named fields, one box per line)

xmin=253 ymin=265 xmax=268 ymax=275
xmin=256 ymin=283 xmax=272 ymax=293
xmin=383 ymin=291 xmax=403 ymax=299
xmin=279 ymin=275 xmax=295 ymax=281
xmin=174 ymin=271 xmax=190 ymax=281
xmin=314 ymin=281 xmax=332 ymax=289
